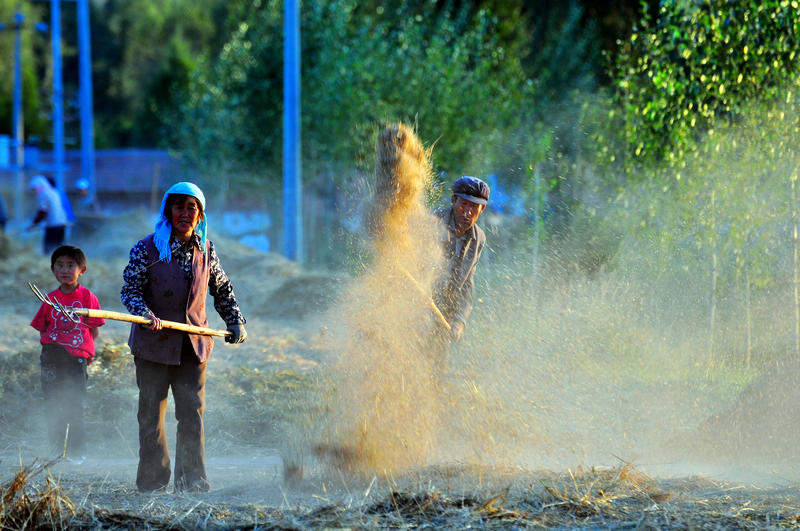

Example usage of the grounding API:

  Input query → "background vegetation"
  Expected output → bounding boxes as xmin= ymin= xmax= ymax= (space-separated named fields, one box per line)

xmin=1 ymin=0 xmax=800 ymax=366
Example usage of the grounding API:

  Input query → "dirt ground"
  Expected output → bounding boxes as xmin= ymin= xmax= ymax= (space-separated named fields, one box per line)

xmin=3 ymin=212 xmax=800 ymax=529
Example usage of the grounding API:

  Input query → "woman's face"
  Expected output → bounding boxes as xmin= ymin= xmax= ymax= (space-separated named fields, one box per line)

xmin=170 ymin=195 xmax=202 ymax=241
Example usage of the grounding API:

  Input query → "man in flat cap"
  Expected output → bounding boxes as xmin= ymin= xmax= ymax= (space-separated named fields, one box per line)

xmin=432 ymin=176 xmax=490 ymax=346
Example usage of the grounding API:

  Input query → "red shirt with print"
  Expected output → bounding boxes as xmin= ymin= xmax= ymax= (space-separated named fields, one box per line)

xmin=30 ymin=285 xmax=105 ymax=362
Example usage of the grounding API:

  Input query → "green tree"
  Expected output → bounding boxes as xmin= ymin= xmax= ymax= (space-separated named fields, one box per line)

xmin=589 ymin=2 xmax=800 ymax=365
xmin=171 ymin=1 xmax=283 ymax=180
xmin=609 ymin=0 xmax=800 ymax=174
xmin=91 ymin=0 xmax=231 ymax=147
xmin=603 ymin=91 xmax=800 ymax=366
xmin=0 ymin=1 xmax=46 ymax=142
xmin=175 ymin=0 xmax=541 ymax=184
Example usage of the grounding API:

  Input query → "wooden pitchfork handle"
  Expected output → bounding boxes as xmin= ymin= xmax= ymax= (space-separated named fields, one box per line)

xmin=28 ymin=282 xmax=231 ymax=338
xmin=396 ymin=265 xmax=451 ymax=330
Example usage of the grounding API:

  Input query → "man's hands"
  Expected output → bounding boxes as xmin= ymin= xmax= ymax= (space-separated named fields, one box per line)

xmin=225 ymin=323 xmax=247 ymax=344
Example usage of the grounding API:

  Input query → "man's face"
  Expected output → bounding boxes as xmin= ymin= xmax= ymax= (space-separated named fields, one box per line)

xmin=451 ymin=195 xmax=485 ymax=233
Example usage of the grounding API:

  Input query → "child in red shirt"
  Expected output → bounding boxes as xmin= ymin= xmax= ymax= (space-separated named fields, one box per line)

xmin=30 ymin=245 xmax=105 ymax=461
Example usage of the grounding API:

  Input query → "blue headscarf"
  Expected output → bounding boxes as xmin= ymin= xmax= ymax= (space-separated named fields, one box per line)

xmin=153 ymin=182 xmax=207 ymax=262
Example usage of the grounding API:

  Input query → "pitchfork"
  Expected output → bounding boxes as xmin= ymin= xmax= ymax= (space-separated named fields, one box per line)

xmin=28 ymin=282 xmax=231 ymax=338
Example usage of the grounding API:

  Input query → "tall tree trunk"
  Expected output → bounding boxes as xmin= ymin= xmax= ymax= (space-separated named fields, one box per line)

xmin=792 ymin=174 xmax=800 ymax=358
xmin=708 ymin=189 xmax=717 ymax=367
xmin=531 ymin=164 xmax=541 ymax=298
xmin=219 ymin=167 xmax=229 ymax=218
xmin=745 ymin=267 xmax=752 ymax=369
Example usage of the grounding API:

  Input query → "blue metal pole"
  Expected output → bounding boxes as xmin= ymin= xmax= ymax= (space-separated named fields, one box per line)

xmin=51 ymin=0 xmax=65 ymax=191
xmin=12 ymin=12 xmax=24 ymax=222
xmin=282 ymin=0 xmax=302 ymax=262
xmin=77 ymin=0 xmax=95 ymax=204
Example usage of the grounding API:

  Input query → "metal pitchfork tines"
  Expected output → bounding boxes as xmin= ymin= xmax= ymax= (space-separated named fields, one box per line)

xmin=29 ymin=282 xmax=81 ymax=323
xmin=28 ymin=282 xmax=232 ymax=338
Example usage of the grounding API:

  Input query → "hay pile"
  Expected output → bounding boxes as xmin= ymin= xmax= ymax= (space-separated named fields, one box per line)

xmin=685 ymin=356 xmax=800 ymax=469
xmin=0 ymin=458 xmax=75 ymax=529
xmin=0 ymin=238 xmax=61 ymax=313
xmin=202 ymin=235 xmax=306 ymax=319
xmin=261 ymin=273 xmax=344 ymax=319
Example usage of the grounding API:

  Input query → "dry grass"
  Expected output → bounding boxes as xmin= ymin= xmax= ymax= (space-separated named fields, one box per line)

xmin=284 ymin=463 xmax=800 ymax=529
xmin=0 ymin=457 xmax=75 ymax=529
xmin=3 ymin=458 xmax=800 ymax=529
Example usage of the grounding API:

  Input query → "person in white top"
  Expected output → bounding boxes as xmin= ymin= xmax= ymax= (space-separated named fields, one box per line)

xmin=28 ymin=175 xmax=68 ymax=254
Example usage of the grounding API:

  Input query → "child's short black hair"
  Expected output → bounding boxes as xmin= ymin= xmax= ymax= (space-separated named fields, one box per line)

xmin=51 ymin=245 xmax=87 ymax=269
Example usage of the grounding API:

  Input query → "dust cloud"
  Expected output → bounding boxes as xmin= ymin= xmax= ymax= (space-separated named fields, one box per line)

xmin=425 ymin=104 xmax=800 ymax=484
xmin=4 ymin=112 xmax=800 ymax=496
xmin=305 ymin=123 xmax=448 ymax=474
xmin=296 ymin=110 xmax=800 ymax=486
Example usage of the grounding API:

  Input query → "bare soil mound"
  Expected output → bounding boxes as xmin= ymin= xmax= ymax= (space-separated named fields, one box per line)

xmin=687 ymin=357 xmax=800 ymax=468
xmin=262 ymin=273 xmax=346 ymax=319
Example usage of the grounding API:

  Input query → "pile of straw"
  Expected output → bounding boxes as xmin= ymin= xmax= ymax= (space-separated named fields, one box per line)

xmin=0 ymin=458 xmax=75 ymax=529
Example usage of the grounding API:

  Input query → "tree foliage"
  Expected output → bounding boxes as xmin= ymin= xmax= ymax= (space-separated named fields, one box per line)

xmin=0 ymin=0 xmax=653 ymax=154
xmin=610 ymin=0 xmax=800 ymax=172
xmin=0 ymin=0 xmax=233 ymax=148
xmin=91 ymin=0 xmax=232 ymax=147
xmin=0 ymin=0 xmax=46 ymax=142
xmin=175 ymin=0 xmax=542 ymax=183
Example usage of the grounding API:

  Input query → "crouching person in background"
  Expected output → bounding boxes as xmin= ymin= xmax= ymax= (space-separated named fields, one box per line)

xmin=121 ymin=182 xmax=247 ymax=493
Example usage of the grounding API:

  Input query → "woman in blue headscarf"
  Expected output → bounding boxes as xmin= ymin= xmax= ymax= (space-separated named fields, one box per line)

xmin=121 ymin=181 xmax=247 ymax=493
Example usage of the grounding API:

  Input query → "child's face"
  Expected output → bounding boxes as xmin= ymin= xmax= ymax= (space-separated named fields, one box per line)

xmin=52 ymin=255 xmax=85 ymax=290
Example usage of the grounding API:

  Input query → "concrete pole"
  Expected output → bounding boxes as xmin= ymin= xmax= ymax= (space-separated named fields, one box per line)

xmin=282 ymin=0 xmax=302 ymax=262
xmin=12 ymin=12 xmax=24 ymax=221
xmin=51 ymin=0 xmax=65 ymax=191
xmin=77 ymin=0 xmax=95 ymax=203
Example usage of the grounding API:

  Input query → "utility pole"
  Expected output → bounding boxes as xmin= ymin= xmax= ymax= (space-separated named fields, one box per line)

xmin=282 ymin=0 xmax=302 ymax=262
xmin=4 ymin=9 xmax=48 ymax=222
xmin=77 ymin=0 xmax=95 ymax=203
xmin=12 ymin=12 xmax=24 ymax=222
xmin=51 ymin=0 xmax=65 ymax=191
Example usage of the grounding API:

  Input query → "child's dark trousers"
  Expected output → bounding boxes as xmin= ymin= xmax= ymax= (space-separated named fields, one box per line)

xmin=40 ymin=344 xmax=88 ymax=456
